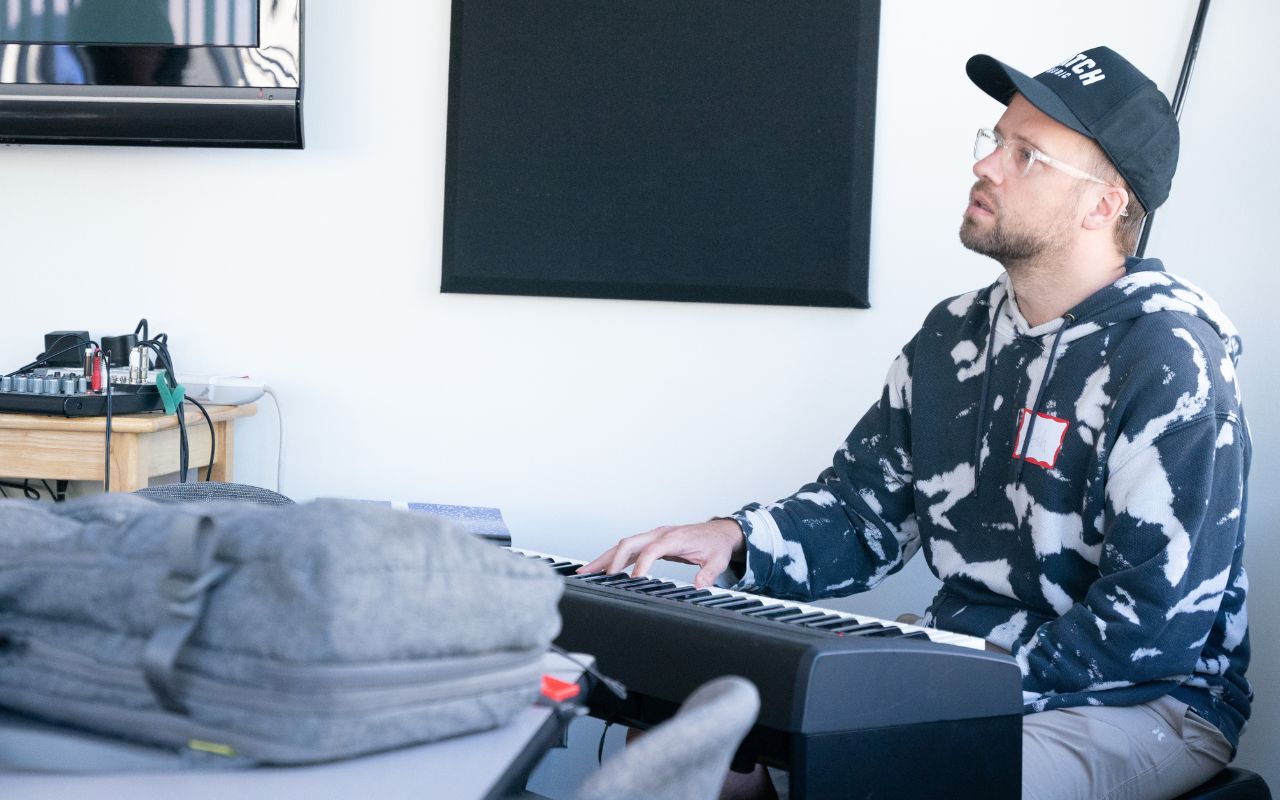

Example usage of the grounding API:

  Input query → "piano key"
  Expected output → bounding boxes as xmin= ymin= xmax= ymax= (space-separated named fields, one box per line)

xmin=811 ymin=618 xmax=858 ymax=630
xmin=608 ymin=577 xmax=658 ymax=590
xmin=698 ymin=596 xmax=746 ymax=608
xmin=799 ymin=615 xmax=846 ymax=627
xmin=677 ymin=590 xmax=715 ymax=602
xmin=650 ymin=586 xmax=700 ymax=598
xmin=827 ymin=621 xmax=887 ymax=634
xmin=586 ymin=573 xmax=633 ymax=584
xmin=741 ymin=604 xmax=787 ymax=616
xmin=703 ymin=598 xmax=759 ymax=612
xmin=779 ymin=612 xmax=830 ymax=625
xmin=862 ymin=627 xmax=908 ymax=638
xmin=803 ymin=614 xmax=855 ymax=627
xmin=635 ymin=582 xmax=678 ymax=594
xmin=624 ymin=579 xmax=672 ymax=592
xmin=758 ymin=607 xmax=807 ymax=620
xmin=688 ymin=593 xmax=734 ymax=605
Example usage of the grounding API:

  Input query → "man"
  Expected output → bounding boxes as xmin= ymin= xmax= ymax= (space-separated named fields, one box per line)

xmin=582 ymin=46 xmax=1251 ymax=800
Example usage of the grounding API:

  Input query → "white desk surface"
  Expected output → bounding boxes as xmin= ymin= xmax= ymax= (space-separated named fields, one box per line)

xmin=0 ymin=653 xmax=586 ymax=800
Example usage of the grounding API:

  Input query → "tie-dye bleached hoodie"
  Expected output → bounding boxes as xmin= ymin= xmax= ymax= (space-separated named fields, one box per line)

xmin=729 ymin=257 xmax=1251 ymax=750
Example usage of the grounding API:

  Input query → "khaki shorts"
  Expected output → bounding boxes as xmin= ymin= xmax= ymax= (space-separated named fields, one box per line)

xmin=1022 ymin=694 xmax=1232 ymax=800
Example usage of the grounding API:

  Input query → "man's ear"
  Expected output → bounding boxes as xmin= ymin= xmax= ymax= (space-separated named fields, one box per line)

xmin=1083 ymin=185 xmax=1129 ymax=231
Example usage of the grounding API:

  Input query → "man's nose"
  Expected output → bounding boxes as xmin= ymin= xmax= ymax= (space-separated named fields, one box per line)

xmin=973 ymin=148 xmax=1003 ymax=183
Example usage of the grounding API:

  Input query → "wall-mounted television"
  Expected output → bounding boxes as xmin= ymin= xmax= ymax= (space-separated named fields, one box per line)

xmin=0 ymin=0 xmax=303 ymax=148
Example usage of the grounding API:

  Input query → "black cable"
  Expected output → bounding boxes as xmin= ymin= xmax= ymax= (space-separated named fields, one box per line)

xmin=0 ymin=480 xmax=40 ymax=500
xmin=0 ymin=485 xmax=7 ymax=499
xmin=6 ymin=336 xmax=99 ymax=377
xmin=1135 ymin=0 xmax=1212 ymax=258
xmin=597 ymin=720 xmax=614 ymax=765
xmin=185 ymin=397 xmax=216 ymax=481
xmin=0 ymin=481 xmax=37 ymax=499
xmin=104 ymin=352 xmax=113 ymax=493
xmin=138 ymin=338 xmax=189 ymax=483
xmin=548 ymin=644 xmax=628 ymax=700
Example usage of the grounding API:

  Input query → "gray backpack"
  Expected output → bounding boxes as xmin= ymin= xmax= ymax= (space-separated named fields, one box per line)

xmin=0 ymin=494 xmax=562 ymax=767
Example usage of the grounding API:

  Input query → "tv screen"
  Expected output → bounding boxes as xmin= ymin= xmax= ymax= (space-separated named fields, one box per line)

xmin=0 ymin=0 xmax=301 ymax=147
xmin=0 ymin=0 xmax=259 ymax=47
xmin=443 ymin=0 xmax=880 ymax=307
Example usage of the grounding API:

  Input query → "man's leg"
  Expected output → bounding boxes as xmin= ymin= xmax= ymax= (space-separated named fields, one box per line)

xmin=1021 ymin=694 xmax=1232 ymax=800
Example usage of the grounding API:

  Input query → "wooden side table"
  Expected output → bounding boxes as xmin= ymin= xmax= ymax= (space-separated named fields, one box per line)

xmin=0 ymin=404 xmax=257 ymax=493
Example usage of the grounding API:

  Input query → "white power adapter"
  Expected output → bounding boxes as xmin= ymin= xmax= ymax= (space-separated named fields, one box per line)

xmin=178 ymin=374 xmax=266 ymax=405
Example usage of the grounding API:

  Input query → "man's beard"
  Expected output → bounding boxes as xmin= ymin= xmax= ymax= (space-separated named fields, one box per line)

xmin=959 ymin=215 xmax=1045 ymax=263
xmin=959 ymin=184 xmax=1069 ymax=267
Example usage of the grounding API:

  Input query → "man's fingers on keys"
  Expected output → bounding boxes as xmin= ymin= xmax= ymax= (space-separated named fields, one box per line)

xmin=577 ymin=545 xmax=617 ymax=575
xmin=630 ymin=534 xmax=679 ymax=579
xmin=604 ymin=530 xmax=660 ymax=576
xmin=693 ymin=552 xmax=731 ymax=588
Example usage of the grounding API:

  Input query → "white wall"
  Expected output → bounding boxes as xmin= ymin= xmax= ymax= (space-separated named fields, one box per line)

xmin=3 ymin=0 xmax=1275 ymax=786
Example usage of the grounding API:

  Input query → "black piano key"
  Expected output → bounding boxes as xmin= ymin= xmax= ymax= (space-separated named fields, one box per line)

xmin=811 ymin=618 xmax=857 ymax=630
xmin=780 ymin=612 xmax=829 ymax=625
xmin=620 ymin=579 xmax=669 ymax=591
xmin=657 ymin=588 xmax=705 ymax=600
xmin=635 ymin=582 xmax=678 ymax=594
xmin=649 ymin=586 xmax=696 ymax=598
xmin=608 ymin=577 xmax=656 ymax=590
xmin=721 ymin=600 xmax=764 ymax=612
xmin=676 ymin=590 xmax=715 ymax=602
xmin=803 ymin=614 xmax=855 ymax=627
xmin=590 ymin=573 xmax=636 ymax=585
xmin=701 ymin=596 xmax=747 ymax=609
xmin=741 ymin=604 xmax=787 ymax=616
xmin=757 ymin=607 xmax=806 ymax=620
xmin=899 ymin=631 xmax=932 ymax=641
xmin=799 ymin=615 xmax=845 ymax=627
xmin=862 ymin=627 xmax=908 ymax=638
xmin=570 ymin=571 xmax=606 ymax=580
xmin=828 ymin=622 xmax=887 ymax=634
xmin=691 ymin=594 xmax=738 ymax=606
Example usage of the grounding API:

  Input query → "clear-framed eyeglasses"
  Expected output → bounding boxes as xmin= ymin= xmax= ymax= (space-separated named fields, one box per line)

xmin=974 ymin=128 xmax=1127 ymax=215
xmin=974 ymin=128 xmax=1105 ymax=183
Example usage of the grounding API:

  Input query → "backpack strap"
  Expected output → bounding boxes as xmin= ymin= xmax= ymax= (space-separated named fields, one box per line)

xmin=142 ymin=514 xmax=233 ymax=714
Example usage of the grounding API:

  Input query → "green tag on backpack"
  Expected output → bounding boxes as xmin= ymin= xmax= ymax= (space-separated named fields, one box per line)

xmin=156 ymin=372 xmax=186 ymax=415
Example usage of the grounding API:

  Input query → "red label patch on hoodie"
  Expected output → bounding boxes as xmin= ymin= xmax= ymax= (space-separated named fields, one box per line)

xmin=1013 ymin=409 xmax=1070 ymax=469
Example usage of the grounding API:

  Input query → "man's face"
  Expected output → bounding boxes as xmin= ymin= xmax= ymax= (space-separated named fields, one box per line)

xmin=959 ymin=95 xmax=1096 ymax=265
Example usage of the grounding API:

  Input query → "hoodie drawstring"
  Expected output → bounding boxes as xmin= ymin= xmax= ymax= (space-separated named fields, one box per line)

xmin=972 ymin=294 xmax=1008 ymax=493
xmin=1014 ymin=312 xmax=1075 ymax=482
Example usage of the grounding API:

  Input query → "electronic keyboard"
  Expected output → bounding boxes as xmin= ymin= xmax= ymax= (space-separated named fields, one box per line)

xmin=513 ymin=548 xmax=1023 ymax=799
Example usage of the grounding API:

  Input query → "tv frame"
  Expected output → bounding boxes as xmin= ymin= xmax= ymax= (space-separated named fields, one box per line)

xmin=0 ymin=0 xmax=303 ymax=148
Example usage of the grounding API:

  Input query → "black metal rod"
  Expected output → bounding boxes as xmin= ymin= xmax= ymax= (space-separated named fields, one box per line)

xmin=1136 ymin=0 xmax=1212 ymax=257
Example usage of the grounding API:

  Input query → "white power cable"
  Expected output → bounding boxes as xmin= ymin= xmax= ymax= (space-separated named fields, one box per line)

xmin=262 ymin=386 xmax=285 ymax=495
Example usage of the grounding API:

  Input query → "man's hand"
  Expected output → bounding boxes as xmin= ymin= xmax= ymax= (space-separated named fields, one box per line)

xmin=578 ymin=518 xmax=746 ymax=588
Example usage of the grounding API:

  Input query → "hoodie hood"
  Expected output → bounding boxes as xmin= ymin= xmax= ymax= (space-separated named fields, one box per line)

xmin=982 ymin=256 xmax=1243 ymax=364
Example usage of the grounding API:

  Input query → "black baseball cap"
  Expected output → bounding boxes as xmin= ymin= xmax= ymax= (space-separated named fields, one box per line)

xmin=966 ymin=46 xmax=1179 ymax=212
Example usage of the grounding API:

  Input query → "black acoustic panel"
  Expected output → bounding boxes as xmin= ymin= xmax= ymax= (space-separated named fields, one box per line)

xmin=443 ymin=0 xmax=879 ymax=307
